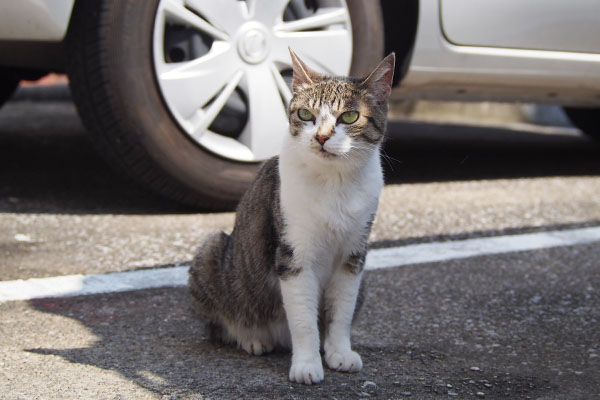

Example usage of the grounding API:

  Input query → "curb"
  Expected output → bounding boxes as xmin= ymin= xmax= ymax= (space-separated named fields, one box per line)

xmin=8 ymin=84 xmax=574 ymax=129
xmin=11 ymin=84 xmax=72 ymax=102
xmin=389 ymin=99 xmax=573 ymax=127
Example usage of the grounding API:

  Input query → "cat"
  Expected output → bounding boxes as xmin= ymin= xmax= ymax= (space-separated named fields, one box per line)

xmin=189 ymin=48 xmax=395 ymax=385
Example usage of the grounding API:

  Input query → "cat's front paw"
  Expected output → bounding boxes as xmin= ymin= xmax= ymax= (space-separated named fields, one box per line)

xmin=325 ymin=349 xmax=363 ymax=372
xmin=289 ymin=356 xmax=324 ymax=385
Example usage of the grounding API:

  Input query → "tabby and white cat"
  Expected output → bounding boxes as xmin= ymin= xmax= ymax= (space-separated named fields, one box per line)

xmin=189 ymin=49 xmax=395 ymax=385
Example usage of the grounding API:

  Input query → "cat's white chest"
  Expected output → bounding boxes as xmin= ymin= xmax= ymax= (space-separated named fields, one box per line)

xmin=279 ymin=152 xmax=383 ymax=268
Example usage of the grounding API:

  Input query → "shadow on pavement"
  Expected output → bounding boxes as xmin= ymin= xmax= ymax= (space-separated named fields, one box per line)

xmin=382 ymin=120 xmax=600 ymax=185
xmin=0 ymin=101 xmax=191 ymax=215
xmin=1 ymin=99 xmax=599 ymax=214
xmin=25 ymin=242 xmax=600 ymax=398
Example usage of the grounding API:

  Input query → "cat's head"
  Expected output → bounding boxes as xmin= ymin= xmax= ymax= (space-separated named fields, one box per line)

xmin=286 ymin=48 xmax=395 ymax=163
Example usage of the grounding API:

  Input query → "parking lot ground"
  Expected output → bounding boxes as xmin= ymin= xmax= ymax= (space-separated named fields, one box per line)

xmin=1 ymin=241 xmax=599 ymax=399
xmin=1 ymin=97 xmax=600 ymax=399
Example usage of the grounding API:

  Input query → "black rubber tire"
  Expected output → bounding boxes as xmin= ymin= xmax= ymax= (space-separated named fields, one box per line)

xmin=347 ymin=0 xmax=385 ymax=77
xmin=563 ymin=107 xmax=600 ymax=140
xmin=65 ymin=0 xmax=384 ymax=209
xmin=0 ymin=67 xmax=20 ymax=108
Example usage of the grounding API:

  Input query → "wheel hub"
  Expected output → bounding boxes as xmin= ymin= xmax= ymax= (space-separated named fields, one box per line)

xmin=236 ymin=22 xmax=271 ymax=64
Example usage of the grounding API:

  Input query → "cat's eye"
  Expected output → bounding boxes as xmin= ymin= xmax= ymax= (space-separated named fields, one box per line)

xmin=298 ymin=109 xmax=314 ymax=121
xmin=339 ymin=111 xmax=359 ymax=124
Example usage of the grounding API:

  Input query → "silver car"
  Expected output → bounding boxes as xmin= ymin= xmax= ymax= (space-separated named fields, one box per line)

xmin=1 ymin=0 xmax=598 ymax=207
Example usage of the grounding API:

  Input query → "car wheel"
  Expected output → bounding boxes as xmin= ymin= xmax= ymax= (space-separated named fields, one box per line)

xmin=66 ymin=0 xmax=383 ymax=209
xmin=0 ymin=67 xmax=19 ymax=108
xmin=563 ymin=107 xmax=600 ymax=140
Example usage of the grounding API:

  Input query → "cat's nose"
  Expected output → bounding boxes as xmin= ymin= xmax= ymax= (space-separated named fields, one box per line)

xmin=315 ymin=135 xmax=329 ymax=145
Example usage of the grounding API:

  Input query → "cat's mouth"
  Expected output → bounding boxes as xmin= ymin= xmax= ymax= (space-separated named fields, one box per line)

xmin=316 ymin=147 xmax=337 ymax=158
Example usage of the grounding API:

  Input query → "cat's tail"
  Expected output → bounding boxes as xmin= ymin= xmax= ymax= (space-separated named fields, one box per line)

xmin=188 ymin=232 xmax=231 ymax=326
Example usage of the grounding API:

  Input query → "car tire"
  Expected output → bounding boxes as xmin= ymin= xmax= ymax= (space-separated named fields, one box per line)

xmin=563 ymin=107 xmax=600 ymax=140
xmin=0 ymin=67 xmax=19 ymax=108
xmin=65 ymin=0 xmax=383 ymax=209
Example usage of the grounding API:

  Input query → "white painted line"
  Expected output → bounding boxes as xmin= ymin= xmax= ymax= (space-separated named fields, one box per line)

xmin=1 ymin=226 xmax=599 ymax=303
xmin=365 ymin=226 xmax=600 ymax=270
xmin=0 ymin=266 xmax=189 ymax=303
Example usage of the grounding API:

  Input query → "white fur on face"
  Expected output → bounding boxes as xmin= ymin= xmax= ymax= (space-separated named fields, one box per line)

xmin=295 ymin=104 xmax=355 ymax=159
xmin=324 ymin=125 xmax=353 ymax=156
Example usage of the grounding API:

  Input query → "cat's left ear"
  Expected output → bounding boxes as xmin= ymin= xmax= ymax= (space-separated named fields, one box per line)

xmin=289 ymin=47 xmax=324 ymax=93
xmin=360 ymin=53 xmax=395 ymax=103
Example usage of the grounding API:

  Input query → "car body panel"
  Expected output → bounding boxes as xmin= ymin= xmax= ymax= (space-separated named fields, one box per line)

xmin=440 ymin=0 xmax=600 ymax=54
xmin=396 ymin=0 xmax=600 ymax=106
xmin=1 ymin=0 xmax=599 ymax=107
xmin=0 ymin=0 xmax=74 ymax=41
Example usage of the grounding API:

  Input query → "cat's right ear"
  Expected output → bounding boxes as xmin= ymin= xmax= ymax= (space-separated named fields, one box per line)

xmin=289 ymin=47 xmax=322 ymax=93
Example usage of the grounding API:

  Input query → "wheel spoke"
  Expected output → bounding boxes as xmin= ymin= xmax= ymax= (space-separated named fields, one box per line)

xmin=239 ymin=63 xmax=289 ymax=160
xmin=198 ymin=131 xmax=255 ymax=161
xmin=184 ymin=0 xmax=246 ymax=34
xmin=160 ymin=0 xmax=229 ymax=41
xmin=274 ymin=8 xmax=347 ymax=32
xmin=272 ymin=30 xmax=352 ymax=75
xmin=189 ymin=70 xmax=243 ymax=141
xmin=250 ymin=0 xmax=291 ymax=26
xmin=270 ymin=63 xmax=293 ymax=105
xmin=156 ymin=42 xmax=239 ymax=120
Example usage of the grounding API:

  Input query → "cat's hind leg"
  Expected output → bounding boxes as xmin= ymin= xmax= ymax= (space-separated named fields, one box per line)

xmin=220 ymin=321 xmax=276 ymax=355
xmin=188 ymin=232 xmax=230 ymax=324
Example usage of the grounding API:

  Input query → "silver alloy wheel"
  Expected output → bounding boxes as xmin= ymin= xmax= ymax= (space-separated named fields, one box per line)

xmin=153 ymin=0 xmax=353 ymax=162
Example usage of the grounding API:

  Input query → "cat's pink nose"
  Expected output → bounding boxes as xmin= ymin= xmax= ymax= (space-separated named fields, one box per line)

xmin=316 ymin=135 xmax=329 ymax=145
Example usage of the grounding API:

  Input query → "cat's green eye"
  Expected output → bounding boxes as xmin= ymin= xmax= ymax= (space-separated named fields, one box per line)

xmin=298 ymin=109 xmax=314 ymax=121
xmin=340 ymin=111 xmax=359 ymax=124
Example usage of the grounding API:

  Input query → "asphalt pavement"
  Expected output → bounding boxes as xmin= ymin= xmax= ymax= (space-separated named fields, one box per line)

xmin=1 ymin=93 xmax=599 ymax=399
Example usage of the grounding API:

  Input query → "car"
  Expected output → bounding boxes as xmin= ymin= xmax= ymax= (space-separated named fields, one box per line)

xmin=1 ymin=0 xmax=598 ymax=208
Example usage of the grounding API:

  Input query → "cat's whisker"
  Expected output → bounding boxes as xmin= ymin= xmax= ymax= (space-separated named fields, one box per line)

xmin=380 ymin=150 xmax=402 ymax=172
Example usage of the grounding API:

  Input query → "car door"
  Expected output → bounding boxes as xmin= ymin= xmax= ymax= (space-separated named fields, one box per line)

xmin=440 ymin=0 xmax=600 ymax=54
